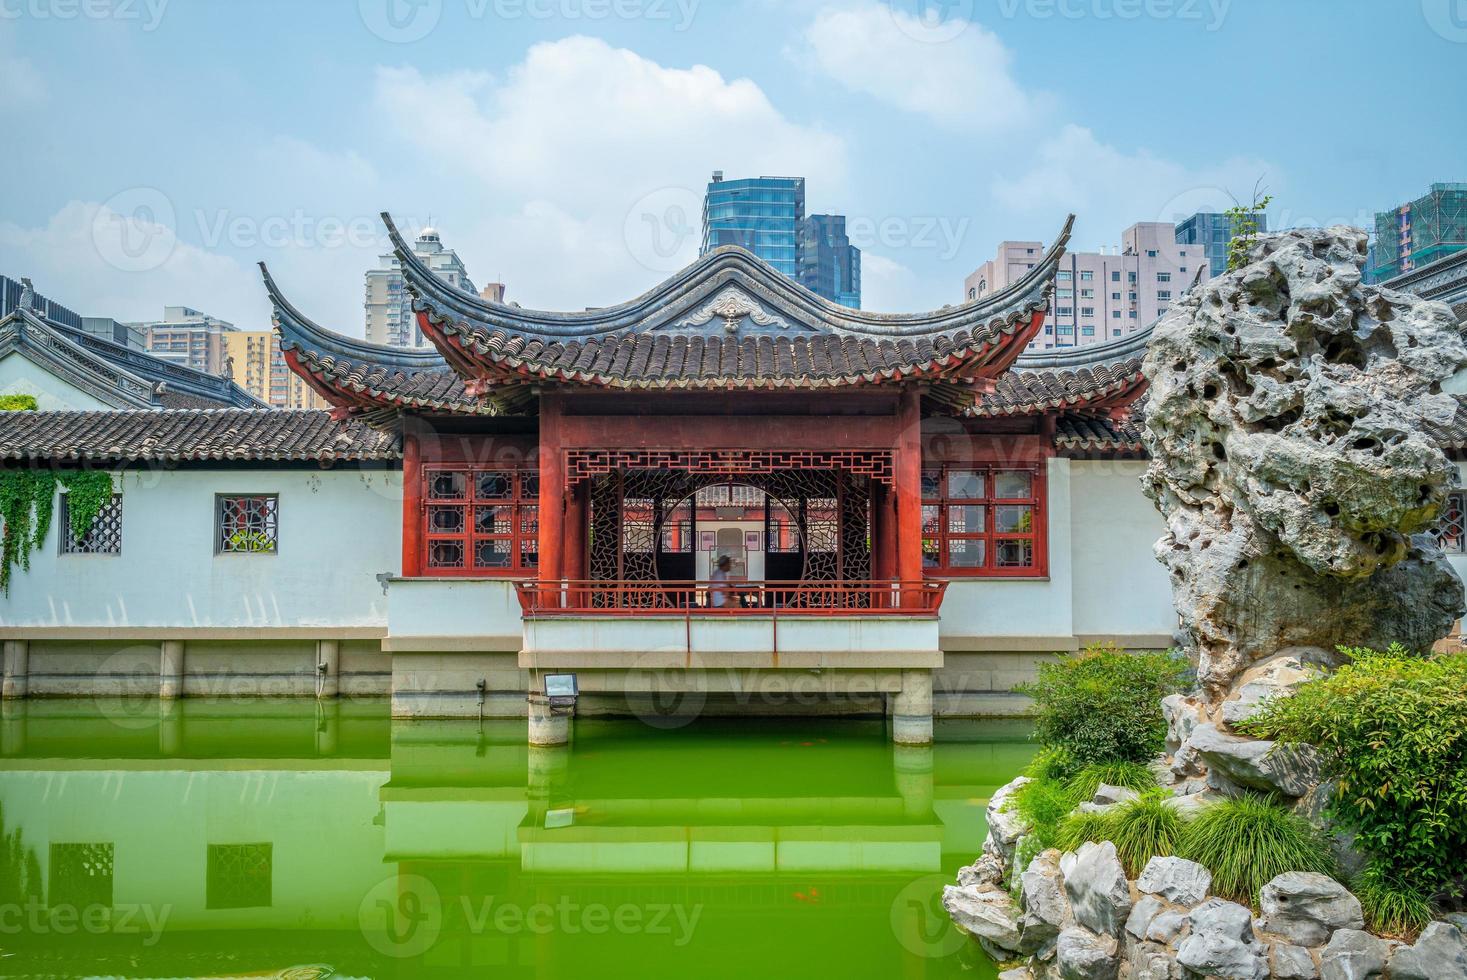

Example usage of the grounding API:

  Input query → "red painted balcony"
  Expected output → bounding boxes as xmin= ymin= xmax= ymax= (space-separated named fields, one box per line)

xmin=514 ymin=580 xmax=948 ymax=618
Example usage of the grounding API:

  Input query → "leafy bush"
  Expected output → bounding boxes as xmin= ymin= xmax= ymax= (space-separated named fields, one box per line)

xmin=0 ymin=394 xmax=37 ymax=412
xmin=1353 ymin=864 xmax=1435 ymax=938
xmin=1065 ymin=761 xmax=1157 ymax=805
xmin=1011 ymin=759 xmax=1160 ymax=854
xmin=1017 ymin=644 xmax=1187 ymax=768
xmin=1176 ymin=795 xmax=1335 ymax=905
xmin=1241 ymin=646 xmax=1466 ymax=907
xmin=1055 ymin=793 xmax=1187 ymax=876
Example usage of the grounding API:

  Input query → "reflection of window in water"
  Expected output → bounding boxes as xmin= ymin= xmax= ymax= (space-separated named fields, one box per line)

xmin=49 ymin=842 xmax=113 ymax=911
xmin=207 ymin=842 xmax=273 ymax=910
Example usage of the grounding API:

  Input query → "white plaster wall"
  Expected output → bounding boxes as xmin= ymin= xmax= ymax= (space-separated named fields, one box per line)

xmin=1068 ymin=459 xmax=1178 ymax=640
xmin=386 ymin=578 xmax=522 ymax=640
xmin=938 ymin=457 xmax=1075 ymax=641
xmin=0 ymin=353 xmax=117 ymax=410
xmin=1450 ymin=462 xmax=1467 ymax=586
xmin=0 ymin=468 xmax=402 ymax=628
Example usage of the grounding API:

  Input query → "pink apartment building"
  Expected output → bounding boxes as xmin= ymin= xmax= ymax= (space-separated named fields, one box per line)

xmin=965 ymin=222 xmax=1210 ymax=350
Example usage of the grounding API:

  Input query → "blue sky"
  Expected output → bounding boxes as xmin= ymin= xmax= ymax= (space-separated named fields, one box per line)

xmin=1 ymin=0 xmax=1463 ymax=334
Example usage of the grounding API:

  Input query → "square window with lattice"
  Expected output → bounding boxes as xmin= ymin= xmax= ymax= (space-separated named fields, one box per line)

xmin=216 ymin=495 xmax=278 ymax=554
xmin=1435 ymin=491 xmax=1466 ymax=554
xmin=60 ymin=493 xmax=122 ymax=555
xmin=48 ymin=842 xmax=113 ymax=911
xmin=207 ymin=842 xmax=272 ymax=909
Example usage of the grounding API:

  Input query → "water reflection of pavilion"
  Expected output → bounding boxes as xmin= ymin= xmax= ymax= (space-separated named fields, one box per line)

xmin=0 ymin=702 xmax=1031 ymax=976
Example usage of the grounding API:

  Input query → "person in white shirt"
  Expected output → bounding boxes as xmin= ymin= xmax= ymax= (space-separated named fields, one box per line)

xmin=709 ymin=554 xmax=732 ymax=608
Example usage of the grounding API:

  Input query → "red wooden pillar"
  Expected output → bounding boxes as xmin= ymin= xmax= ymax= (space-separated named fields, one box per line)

xmin=401 ymin=421 xmax=424 ymax=576
xmin=872 ymin=480 xmax=898 ymax=575
xmin=538 ymin=393 xmax=565 ymax=594
xmin=563 ymin=479 xmax=588 ymax=595
xmin=896 ymin=386 xmax=924 ymax=605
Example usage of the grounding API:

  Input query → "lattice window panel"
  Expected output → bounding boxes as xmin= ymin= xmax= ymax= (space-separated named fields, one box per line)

xmin=49 ymin=842 xmax=113 ymax=911
xmin=60 ymin=493 xmax=122 ymax=555
xmin=424 ymin=467 xmax=538 ymax=574
xmin=921 ymin=464 xmax=1043 ymax=576
xmin=1435 ymin=491 xmax=1466 ymax=554
xmin=216 ymin=495 xmax=278 ymax=554
xmin=566 ymin=450 xmax=894 ymax=486
xmin=207 ymin=842 xmax=273 ymax=910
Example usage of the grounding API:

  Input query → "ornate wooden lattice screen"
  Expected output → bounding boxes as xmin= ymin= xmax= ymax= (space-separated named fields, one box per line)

xmin=579 ymin=451 xmax=879 ymax=601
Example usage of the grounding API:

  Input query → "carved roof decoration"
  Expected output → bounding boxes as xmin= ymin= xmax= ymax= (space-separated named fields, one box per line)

xmin=0 ymin=308 xmax=264 ymax=410
xmin=385 ymin=211 xmax=1072 ymax=405
xmin=0 ymin=409 xmax=400 ymax=462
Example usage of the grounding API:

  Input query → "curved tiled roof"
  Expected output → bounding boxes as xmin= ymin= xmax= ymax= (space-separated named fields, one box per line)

xmin=0 ymin=409 xmax=400 ymax=462
xmin=973 ymin=327 xmax=1154 ymax=417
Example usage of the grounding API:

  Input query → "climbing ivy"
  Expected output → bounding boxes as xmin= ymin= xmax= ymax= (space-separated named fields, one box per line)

xmin=0 ymin=468 xmax=115 ymax=594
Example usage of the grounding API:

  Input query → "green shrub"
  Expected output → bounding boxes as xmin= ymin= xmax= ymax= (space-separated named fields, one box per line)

xmin=1054 ymin=809 xmax=1115 ymax=853
xmin=1065 ymin=761 xmax=1157 ymax=805
xmin=0 ymin=394 xmax=37 ymax=412
xmin=1010 ymin=774 xmax=1075 ymax=850
xmin=1241 ymin=646 xmax=1466 ymax=903
xmin=1354 ymin=863 xmax=1435 ymax=938
xmin=1176 ymin=795 xmax=1335 ymax=905
xmin=1017 ymin=644 xmax=1187 ymax=768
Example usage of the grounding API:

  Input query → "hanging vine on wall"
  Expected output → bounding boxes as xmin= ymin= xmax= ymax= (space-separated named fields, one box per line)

xmin=0 ymin=469 xmax=114 ymax=594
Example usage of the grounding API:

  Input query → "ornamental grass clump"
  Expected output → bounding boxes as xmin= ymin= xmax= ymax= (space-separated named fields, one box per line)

xmin=1240 ymin=646 xmax=1466 ymax=930
xmin=1055 ymin=793 xmax=1187 ymax=876
xmin=1017 ymin=645 xmax=1187 ymax=768
xmin=1176 ymin=794 xmax=1334 ymax=906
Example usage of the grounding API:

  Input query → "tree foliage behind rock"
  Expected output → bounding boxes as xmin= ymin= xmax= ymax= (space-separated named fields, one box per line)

xmin=1018 ymin=646 xmax=1187 ymax=769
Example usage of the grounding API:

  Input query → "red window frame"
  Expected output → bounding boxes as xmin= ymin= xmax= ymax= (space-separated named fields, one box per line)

xmin=921 ymin=463 xmax=1046 ymax=577
xmin=421 ymin=465 xmax=539 ymax=577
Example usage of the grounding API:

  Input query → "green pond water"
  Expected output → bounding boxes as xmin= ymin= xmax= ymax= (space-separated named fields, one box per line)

xmin=0 ymin=701 xmax=1034 ymax=979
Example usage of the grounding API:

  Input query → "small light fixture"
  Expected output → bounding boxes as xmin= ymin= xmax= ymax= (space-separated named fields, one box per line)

xmin=544 ymin=672 xmax=578 ymax=707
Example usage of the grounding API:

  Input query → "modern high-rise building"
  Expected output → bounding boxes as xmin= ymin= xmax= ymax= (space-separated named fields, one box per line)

xmin=700 ymin=172 xmax=862 ymax=307
xmin=1368 ymin=183 xmax=1467 ymax=283
xmin=799 ymin=214 xmax=862 ymax=309
xmin=222 ymin=330 xmax=329 ymax=409
xmin=365 ymin=226 xmax=477 ymax=348
xmin=138 ymin=305 xmax=237 ymax=374
xmin=965 ymin=222 xmax=1209 ymax=351
xmin=1175 ymin=211 xmax=1270 ymax=278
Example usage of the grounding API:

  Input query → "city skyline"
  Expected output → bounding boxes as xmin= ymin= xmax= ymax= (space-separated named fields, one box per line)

xmin=1 ymin=2 xmax=1462 ymax=336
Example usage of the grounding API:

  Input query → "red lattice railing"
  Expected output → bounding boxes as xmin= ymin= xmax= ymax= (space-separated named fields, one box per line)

xmin=515 ymin=579 xmax=946 ymax=617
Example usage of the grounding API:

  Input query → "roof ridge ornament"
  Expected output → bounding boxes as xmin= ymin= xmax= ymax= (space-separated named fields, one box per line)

xmin=675 ymin=285 xmax=796 ymax=335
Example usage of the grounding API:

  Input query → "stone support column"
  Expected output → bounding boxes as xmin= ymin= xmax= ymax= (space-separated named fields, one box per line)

xmin=528 ymin=695 xmax=570 ymax=746
xmin=892 ymin=667 xmax=933 ymax=745
xmin=2 ymin=640 xmax=28 ymax=699
xmin=159 ymin=640 xmax=185 ymax=700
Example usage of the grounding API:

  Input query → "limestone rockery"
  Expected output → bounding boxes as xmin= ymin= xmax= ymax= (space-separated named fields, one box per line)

xmin=942 ymin=790 xmax=1467 ymax=979
xmin=1140 ymin=225 xmax=1467 ymax=700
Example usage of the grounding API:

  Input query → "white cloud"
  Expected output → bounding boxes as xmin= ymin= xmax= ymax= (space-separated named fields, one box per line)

xmin=800 ymin=3 xmax=1037 ymax=131
xmin=0 ymin=201 xmax=263 ymax=325
xmin=372 ymin=36 xmax=848 ymax=310
xmin=992 ymin=124 xmax=1278 ymax=247
xmin=0 ymin=48 xmax=45 ymax=111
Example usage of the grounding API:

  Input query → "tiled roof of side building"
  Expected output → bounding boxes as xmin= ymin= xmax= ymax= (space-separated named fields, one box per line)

xmin=973 ymin=325 xmax=1153 ymax=416
xmin=0 ymin=409 xmax=401 ymax=462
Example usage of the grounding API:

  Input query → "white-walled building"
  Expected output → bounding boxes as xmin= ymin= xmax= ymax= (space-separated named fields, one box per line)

xmin=965 ymin=222 xmax=1210 ymax=351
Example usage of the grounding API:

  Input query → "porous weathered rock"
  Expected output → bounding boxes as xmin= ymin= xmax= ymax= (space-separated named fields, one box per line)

xmin=1019 ymin=849 xmax=1073 ymax=949
xmin=1126 ymin=939 xmax=1177 ymax=980
xmin=1055 ymin=925 xmax=1119 ymax=980
xmin=1125 ymin=894 xmax=1166 ymax=940
xmin=1146 ymin=910 xmax=1188 ymax=945
xmin=1271 ymin=941 xmax=1320 ymax=979
xmin=1137 ymin=856 xmax=1213 ymax=906
xmin=1162 ymin=692 xmax=1207 ymax=753
xmin=1220 ymin=653 xmax=1322 ymax=727
xmin=1060 ymin=841 xmax=1133 ymax=938
xmin=998 ymin=968 xmax=1035 ymax=980
xmin=1390 ymin=920 xmax=1467 ymax=980
xmin=957 ymin=851 xmax=1007 ymax=888
xmin=1177 ymin=899 xmax=1265 ymax=978
xmin=942 ymin=884 xmax=1023 ymax=952
xmin=1318 ymin=928 xmax=1388 ymax=980
xmin=1187 ymin=722 xmax=1321 ymax=796
xmin=1259 ymin=872 xmax=1364 ymax=947
xmin=1140 ymin=226 xmax=1467 ymax=701
xmin=1092 ymin=783 xmax=1140 ymax=806
xmin=988 ymin=776 xmax=1033 ymax=863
